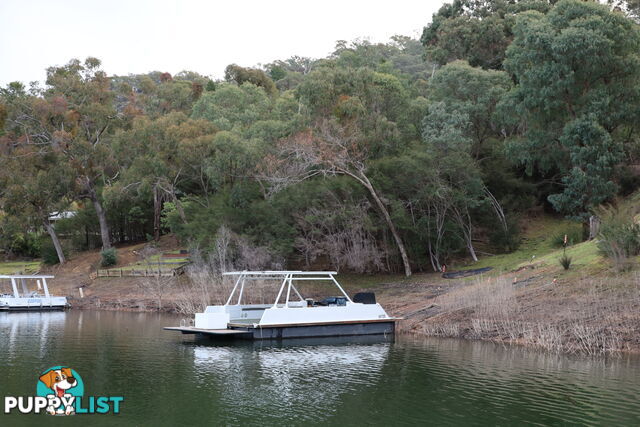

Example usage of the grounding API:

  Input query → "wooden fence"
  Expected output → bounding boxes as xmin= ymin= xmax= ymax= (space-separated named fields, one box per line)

xmin=92 ymin=264 xmax=188 ymax=279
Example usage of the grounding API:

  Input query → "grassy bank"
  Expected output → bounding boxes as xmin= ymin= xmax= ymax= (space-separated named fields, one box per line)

xmin=0 ymin=261 xmax=41 ymax=275
xmin=390 ymin=216 xmax=640 ymax=355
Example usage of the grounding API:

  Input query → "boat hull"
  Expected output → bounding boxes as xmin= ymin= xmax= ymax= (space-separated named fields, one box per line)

xmin=165 ymin=319 xmax=395 ymax=340
xmin=0 ymin=296 xmax=68 ymax=311
xmin=242 ymin=320 xmax=395 ymax=340
xmin=0 ymin=305 xmax=67 ymax=311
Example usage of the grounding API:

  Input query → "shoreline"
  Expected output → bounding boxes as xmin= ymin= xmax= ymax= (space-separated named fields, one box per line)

xmin=57 ymin=272 xmax=640 ymax=357
xmin=26 ymin=238 xmax=640 ymax=357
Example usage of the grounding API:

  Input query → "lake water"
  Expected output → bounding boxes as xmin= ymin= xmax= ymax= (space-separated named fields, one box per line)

xmin=1 ymin=310 xmax=640 ymax=426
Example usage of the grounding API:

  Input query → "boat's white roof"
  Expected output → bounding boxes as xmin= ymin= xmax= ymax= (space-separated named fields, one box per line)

xmin=0 ymin=275 xmax=54 ymax=279
xmin=222 ymin=271 xmax=337 ymax=276
xmin=222 ymin=271 xmax=349 ymax=305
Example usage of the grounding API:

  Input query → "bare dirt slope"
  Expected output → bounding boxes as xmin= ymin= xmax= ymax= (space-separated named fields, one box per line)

xmin=42 ymin=236 xmax=183 ymax=310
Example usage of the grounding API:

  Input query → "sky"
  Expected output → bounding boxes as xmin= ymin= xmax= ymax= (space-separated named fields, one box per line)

xmin=0 ymin=0 xmax=445 ymax=86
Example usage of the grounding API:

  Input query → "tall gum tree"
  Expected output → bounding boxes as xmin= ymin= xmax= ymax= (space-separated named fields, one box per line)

xmin=0 ymin=145 xmax=73 ymax=264
xmin=501 ymin=0 xmax=640 ymax=219
xmin=2 ymin=58 xmax=119 ymax=249
xmin=262 ymin=120 xmax=413 ymax=277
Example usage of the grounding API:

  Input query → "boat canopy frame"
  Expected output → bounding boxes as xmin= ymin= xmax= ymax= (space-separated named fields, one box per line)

xmin=0 ymin=275 xmax=55 ymax=299
xmin=221 ymin=271 xmax=352 ymax=308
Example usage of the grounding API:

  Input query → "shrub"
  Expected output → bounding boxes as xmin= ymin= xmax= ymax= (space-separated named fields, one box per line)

xmin=101 ymin=248 xmax=118 ymax=267
xmin=551 ymin=226 xmax=584 ymax=248
xmin=559 ymin=254 xmax=572 ymax=270
xmin=489 ymin=217 xmax=521 ymax=253
xmin=9 ymin=232 xmax=41 ymax=258
xmin=596 ymin=205 xmax=640 ymax=271
xmin=41 ymin=240 xmax=65 ymax=265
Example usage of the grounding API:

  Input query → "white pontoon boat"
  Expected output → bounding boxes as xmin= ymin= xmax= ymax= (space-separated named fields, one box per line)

xmin=0 ymin=275 xmax=68 ymax=311
xmin=165 ymin=271 xmax=397 ymax=339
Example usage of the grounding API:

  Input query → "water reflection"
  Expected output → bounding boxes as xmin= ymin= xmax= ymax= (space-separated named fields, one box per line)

xmin=190 ymin=336 xmax=391 ymax=422
xmin=0 ymin=311 xmax=66 ymax=359
xmin=1 ymin=311 xmax=640 ymax=426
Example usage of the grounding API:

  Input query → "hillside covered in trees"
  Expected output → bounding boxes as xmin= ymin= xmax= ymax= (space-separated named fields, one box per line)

xmin=2 ymin=0 xmax=640 ymax=277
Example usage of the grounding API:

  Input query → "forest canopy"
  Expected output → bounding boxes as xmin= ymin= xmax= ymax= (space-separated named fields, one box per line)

xmin=2 ymin=0 xmax=640 ymax=276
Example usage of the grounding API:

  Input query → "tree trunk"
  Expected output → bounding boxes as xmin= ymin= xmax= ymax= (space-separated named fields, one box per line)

xmin=88 ymin=186 xmax=111 ymax=250
xmin=467 ymin=240 xmax=478 ymax=262
xmin=153 ymin=185 xmax=162 ymax=241
xmin=453 ymin=207 xmax=478 ymax=262
xmin=360 ymin=174 xmax=412 ymax=277
xmin=43 ymin=219 xmax=66 ymax=264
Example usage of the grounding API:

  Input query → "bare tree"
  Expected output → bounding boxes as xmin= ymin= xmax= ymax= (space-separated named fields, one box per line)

xmin=451 ymin=203 xmax=478 ymax=262
xmin=137 ymin=275 xmax=174 ymax=310
xmin=294 ymin=200 xmax=385 ymax=273
xmin=426 ymin=196 xmax=449 ymax=272
xmin=259 ymin=120 xmax=413 ymax=276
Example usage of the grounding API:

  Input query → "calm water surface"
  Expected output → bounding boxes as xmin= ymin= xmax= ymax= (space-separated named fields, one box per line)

xmin=1 ymin=310 xmax=640 ymax=426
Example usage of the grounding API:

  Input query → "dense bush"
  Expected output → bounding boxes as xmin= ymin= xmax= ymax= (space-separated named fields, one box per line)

xmin=596 ymin=205 xmax=640 ymax=271
xmin=40 ymin=239 xmax=64 ymax=265
xmin=8 ymin=232 xmax=41 ymax=258
xmin=488 ymin=217 xmax=521 ymax=253
xmin=101 ymin=248 xmax=118 ymax=267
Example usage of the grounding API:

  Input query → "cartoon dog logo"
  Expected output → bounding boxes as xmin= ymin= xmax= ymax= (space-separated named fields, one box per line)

xmin=38 ymin=367 xmax=78 ymax=415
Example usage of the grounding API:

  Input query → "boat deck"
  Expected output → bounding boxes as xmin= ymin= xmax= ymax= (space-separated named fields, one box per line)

xmin=163 ymin=326 xmax=252 ymax=336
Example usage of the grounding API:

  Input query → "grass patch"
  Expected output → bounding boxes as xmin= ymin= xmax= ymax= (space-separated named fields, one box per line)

xmin=529 ymin=239 xmax=606 ymax=278
xmin=0 ymin=261 xmax=41 ymax=275
xmin=469 ymin=216 xmax=588 ymax=274
xmin=102 ymin=250 xmax=190 ymax=272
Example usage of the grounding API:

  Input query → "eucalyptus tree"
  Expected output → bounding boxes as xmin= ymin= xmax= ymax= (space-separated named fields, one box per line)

xmin=113 ymin=112 xmax=218 ymax=240
xmin=224 ymin=65 xmax=277 ymax=96
xmin=421 ymin=0 xmax=552 ymax=70
xmin=428 ymin=60 xmax=512 ymax=160
xmin=191 ymin=83 xmax=275 ymax=132
xmin=0 ymin=146 xmax=73 ymax=264
xmin=502 ymin=0 xmax=640 ymax=219
xmin=264 ymin=120 xmax=413 ymax=276
xmin=1 ymin=58 xmax=120 ymax=249
xmin=421 ymin=101 xmax=487 ymax=263
xmin=279 ymin=65 xmax=416 ymax=275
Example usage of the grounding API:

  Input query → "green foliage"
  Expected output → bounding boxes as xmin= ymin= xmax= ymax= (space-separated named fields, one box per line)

xmin=4 ymin=5 xmax=640 ymax=275
xmin=41 ymin=239 xmax=64 ymax=265
xmin=489 ymin=217 xmax=521 ymax=254
xmin=191 ymin=83 xmax=274 ymax=131
xmin=101 ymin=248 xmax=118 ymax=267
xmin=428 ymin=60 xmax=511 ymax=158
xmin=502 ymin=0 xmax=640 ymax=219
xmin=596 ymin=205 xmax=640 ymax=271
xmin=205 ymin=80 xmax=216 ymax=92
xmin=7 ymin=232 xmax=42 ymax=258
xmin=224 ymin=64 xmax=277 ymax=95
xmin=551 ymin=225 xmax=584 ymax=248
xmin=559 ymin=253 xmax=572 ymax=270
xmin=421 ymin=0 xmax=551 ymax=69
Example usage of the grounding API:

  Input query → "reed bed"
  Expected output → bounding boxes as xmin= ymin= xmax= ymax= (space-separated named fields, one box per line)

xmin=420 ymin=275 xmax=640 ymax=355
